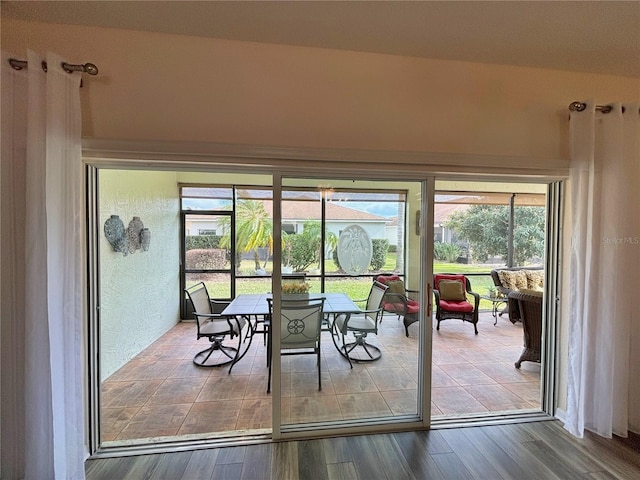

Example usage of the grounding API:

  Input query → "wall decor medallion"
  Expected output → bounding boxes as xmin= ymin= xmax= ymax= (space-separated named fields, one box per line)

xmin=337 ymin=224 xmax=373 ymax=276
xmin=104 ymin=215 xmax=127 ymax=254
xmin=127 ymin=216 xmax=144 ymax=253
xmin=140 ymin=228 xmax=151 ymax=251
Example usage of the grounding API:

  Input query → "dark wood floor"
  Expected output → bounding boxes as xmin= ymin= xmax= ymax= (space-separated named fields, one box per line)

xmin=86 ymin=421 xmax=640 ymax=479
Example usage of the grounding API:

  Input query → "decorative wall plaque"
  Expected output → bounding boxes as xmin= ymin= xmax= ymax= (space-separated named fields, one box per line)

xmin=140 ymin=228 xmax=151 ymax=251
xmin=104 ymin=215 xmax=127 ymax=254
xmin=127 ymin=216 xmax=144 ymax=253
xmin=337 ymin=224 xmax=373 ymax=276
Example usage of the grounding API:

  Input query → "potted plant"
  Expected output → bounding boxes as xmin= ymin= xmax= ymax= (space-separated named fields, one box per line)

xmin=487 ymin=286 xmax=498 ymax=299
xmin=282 ymin=281 xmax=311 ymax=298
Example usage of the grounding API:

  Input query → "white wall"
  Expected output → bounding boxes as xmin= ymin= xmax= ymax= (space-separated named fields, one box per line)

xmin=2 ymin=19 xmax=638 ymax=162
xmin=99 ymin=170 xmax=180 ymax=380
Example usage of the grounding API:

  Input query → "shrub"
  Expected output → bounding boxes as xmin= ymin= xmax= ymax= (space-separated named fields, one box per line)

xmin=185 ymin=248 xmax=227 ymax=270
xmin=185 ymin=235 xmax=222 ymax=250
xmin=332 ymin=247 xmax=343 ymax=273
xmin=370 ymin=238 xmax=389 ymax=271
xmin=434 ymin=242 xmax=461 ymax=263
xmin=282 ymin=234 xmax=318 ymax=272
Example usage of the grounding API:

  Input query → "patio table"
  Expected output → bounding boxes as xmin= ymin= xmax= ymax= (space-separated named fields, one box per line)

xmin=221 ymin=293 xmax=361 ymax=364
xmin=221 ymin=293 xmax=360 ymax=318
xmin=480 ymin=294 xmax=508 ymax=325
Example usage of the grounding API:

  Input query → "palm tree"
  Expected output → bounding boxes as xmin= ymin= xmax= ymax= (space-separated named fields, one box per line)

xmin=219 ymin=200 xmax=273 ymax=271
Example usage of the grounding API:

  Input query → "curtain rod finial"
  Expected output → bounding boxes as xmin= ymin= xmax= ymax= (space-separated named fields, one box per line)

xmin=569 ymin=101 xmax=586 ymax=112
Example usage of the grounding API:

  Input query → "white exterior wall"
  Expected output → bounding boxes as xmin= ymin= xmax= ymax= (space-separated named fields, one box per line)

xmin=99 ymin=170 xmax=180 ymax=380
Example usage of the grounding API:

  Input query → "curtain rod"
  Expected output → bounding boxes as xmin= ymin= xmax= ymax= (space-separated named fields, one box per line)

xmin=569 ymin=101 xmax=638 ymax=114
xmin=8 ymin=58 xmax=99 ymax=75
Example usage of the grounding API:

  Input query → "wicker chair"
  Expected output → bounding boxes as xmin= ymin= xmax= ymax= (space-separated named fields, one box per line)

xmin=508 ymin=291 xmax=543 ymax=368
xmin=491 ymin=267 xmax=544 ymax=323
xmin=374 ymin=274 xmax=420 ymax=337
xmin=433 ymin=274 xmax=480 ymax=334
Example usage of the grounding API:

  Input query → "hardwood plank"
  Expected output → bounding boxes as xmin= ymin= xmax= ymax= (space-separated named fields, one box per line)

xmin=393 ymin=431 xmax=447 ymax=480
xmin=400 ymin=429 xmax=453 ymax=455
xmin=531 ymin=421 xmax=640 ymax=479
xmin=240 ymin=443 xmax=272 ymax=480
xmin=86 ymin=456 xmax=140 ymax=480
xmin=522 ymin=422 xmax=606 ymax=474
xmin=212 ymin=463 xmax=243 ymax=480
xmin=182 ymin=449 xmax=219 ymax=480
xmin=298 ymin=439 xmax=329 ymax=480
xmin=149 ymin=451 xmax=192 ymax=480
xmin=272 ymin=441 xmax=299 ymax=480
xmin=327 ymin=462 xmax=358 ymax=480
xmin=118 ymin=453 xmax=164 ymax=480
xmin=460 ymin=426 xmax=533 ymax=479
xmin=588 ymin=430 xmax=640 ymax=470
xmin=588 ymin=470 xmax=628 ymax=479
xmin=348 ymin=435 xmax=390 ymax=480
xmin=349 ymin=433 xmax=416 ymax=480
xmin=322 ymin=436 xmax=353 ymax=464
xmin=479 ymin=425 xmax=563 ymax=480
xmin=368 ymin=433 xmax=416 ymax=480
xmin=578 ymin=432 xmax=640 ymax=480
xmin=523 ymin=440 xmax=588 ymax=479
xmin=439 ymin=427 xmax=505 ymax=479
xmin=431 ymin=452 xmax=475 ymax=480
xmin=216 ymin=446 xmax=247 ymax=465
xmin=85 ymin=421 xmax=640 ymax=480
xmin=496 ymin=422 xmax=539 ymax=444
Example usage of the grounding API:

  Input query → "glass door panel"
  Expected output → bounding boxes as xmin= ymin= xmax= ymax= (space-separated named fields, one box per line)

xmin=277 ymin=177 xmax=424 ymax=431
xmin=182 ymin=211 xmax=233 ymax=321
xmin=432 ymin=181 xmax=547 ymax=419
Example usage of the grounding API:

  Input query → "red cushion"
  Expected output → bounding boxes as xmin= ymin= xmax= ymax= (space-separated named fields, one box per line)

xmin=439 ymin=299 xmax=474 ymax=313
xmin=434 ymin=274 xmax=467 ymax=291
xmin=376 ymin=275 xmax=400 ymax=285
xmin=405 ymin=300 xmax=420 ymax=314
xmin=383 ymin=299 xmax=420 ymax=314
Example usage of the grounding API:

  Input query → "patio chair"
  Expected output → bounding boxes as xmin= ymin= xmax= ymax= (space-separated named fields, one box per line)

xmin=374 ymin=274 xmax=420 ymax=337
xmin=253 ymin=274 xmax=309 ymax=349
xmin=433 ymin=274 xmax=480 ymax=334
xmin=184 ymin=282 xmax=250 ymax=371
xmin=266 ymin=297 xmax=325 ymax=393
xmin=331 ymin=281 xmax=388 ymax=368
xmin=509 ymin=290 xmax=543 ymax=368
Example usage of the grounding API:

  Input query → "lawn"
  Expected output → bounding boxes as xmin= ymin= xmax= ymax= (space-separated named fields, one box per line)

xmin=205 ymin=258 xmax=500 ymax=311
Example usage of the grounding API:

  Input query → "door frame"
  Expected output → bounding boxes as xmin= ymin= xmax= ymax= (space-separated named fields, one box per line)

xmin=84 ymin=139 xmax=566 ymax=456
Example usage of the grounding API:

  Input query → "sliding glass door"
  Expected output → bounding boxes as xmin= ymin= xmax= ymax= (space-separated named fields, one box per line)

xmin=90 ymin=163 xmax=559 ymax=455
xmin=431 ymin=180 xmax=549 ymax=419
xmin=273 ymin=177 xmax=427 ymax=434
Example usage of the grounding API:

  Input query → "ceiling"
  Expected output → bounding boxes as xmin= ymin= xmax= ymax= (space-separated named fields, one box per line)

xmin=3 ymin=1 xmax=639 ymax=77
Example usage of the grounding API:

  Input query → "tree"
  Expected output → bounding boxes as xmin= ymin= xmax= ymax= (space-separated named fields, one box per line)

xmin=282 ymin=220 xmax=337 ymax=272
xmin=444 ymin=205 xmax=545 ymax=265
xmin=219 ymin=200 xmax=273 ymax=271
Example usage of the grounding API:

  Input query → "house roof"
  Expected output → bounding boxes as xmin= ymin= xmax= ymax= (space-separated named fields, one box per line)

xmin=434 ymin=203 xmax=469 ymax=224
xmin=187 ymin=200 xmax=387 ymax=222
xmin=268 ymin=200 xmax=387 ymax=222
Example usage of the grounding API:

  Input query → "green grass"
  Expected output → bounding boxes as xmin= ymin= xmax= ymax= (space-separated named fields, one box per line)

xmin=433 ymin=262 xmax=493 ymax=274
xmin=204 ymin=259 xmax=499 ymax=311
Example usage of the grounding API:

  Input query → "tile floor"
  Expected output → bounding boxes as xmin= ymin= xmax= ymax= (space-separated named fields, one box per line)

xmin=101 ymin=312 xmax=541 ymax=444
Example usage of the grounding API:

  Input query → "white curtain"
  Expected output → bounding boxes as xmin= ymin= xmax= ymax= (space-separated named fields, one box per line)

xmin=566 ymin=101 xmax=640 ymax=438
xmin=1 ymin=51 xmax=87 ymax=479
